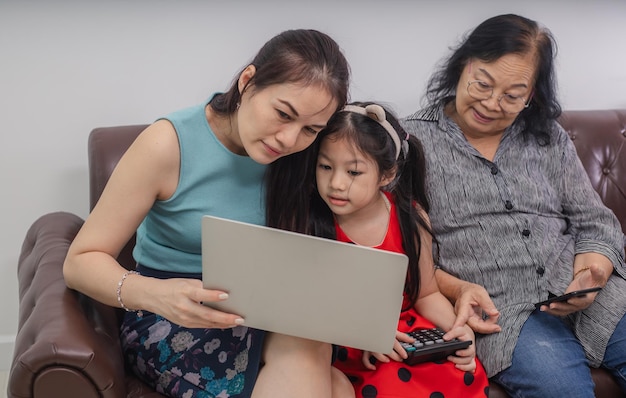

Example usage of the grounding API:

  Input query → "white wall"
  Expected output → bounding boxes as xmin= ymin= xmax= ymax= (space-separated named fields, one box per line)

xmin=1 ymin=0 xmax=625 ymax=370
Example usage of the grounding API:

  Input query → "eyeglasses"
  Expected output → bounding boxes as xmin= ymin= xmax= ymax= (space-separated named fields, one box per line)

xmin=466 ymin=80 xmax=531 ymax=114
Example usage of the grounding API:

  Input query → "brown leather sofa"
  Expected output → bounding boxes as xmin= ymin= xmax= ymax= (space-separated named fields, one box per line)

xmin=8 ymin=110 xmax=626 ymax=398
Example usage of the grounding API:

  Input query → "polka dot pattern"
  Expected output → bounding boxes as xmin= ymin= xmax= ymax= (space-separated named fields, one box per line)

xmin=464 ymin=371 xmax=475 ymax=386
xmin=397 ymin=367 xmax=411 ymax=382
xmin=362 ymin=385 xmax=377 ymax=398
xmin=334 ymin=312 xmax=490 ymax=398
xmin=334 ymin=306 xmax=490 ymax=397
xmin=337 ymin=347 xmax=349 ymax=362
xmin=333 ymin=197 xmax=489 ymax=398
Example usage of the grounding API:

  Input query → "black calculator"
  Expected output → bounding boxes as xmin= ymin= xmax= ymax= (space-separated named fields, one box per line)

xmin=400 ymin=327 xmax=472 ymax=365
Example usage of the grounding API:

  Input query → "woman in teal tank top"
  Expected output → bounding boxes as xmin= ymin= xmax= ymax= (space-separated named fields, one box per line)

xmin=63 ymin=29 xmax=352 ymax=398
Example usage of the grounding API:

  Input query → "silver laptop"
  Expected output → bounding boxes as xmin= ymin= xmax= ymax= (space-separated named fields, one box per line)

xmin=201 ymin=215 xmax=408 ymax=354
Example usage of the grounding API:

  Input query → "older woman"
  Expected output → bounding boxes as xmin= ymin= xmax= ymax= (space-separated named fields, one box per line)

xmin=401 ymin=14 xmax=626 ymax=397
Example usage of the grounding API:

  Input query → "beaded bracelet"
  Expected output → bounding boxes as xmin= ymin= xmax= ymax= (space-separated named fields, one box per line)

xmin=117 ymin=270 xmax=139 ymax=312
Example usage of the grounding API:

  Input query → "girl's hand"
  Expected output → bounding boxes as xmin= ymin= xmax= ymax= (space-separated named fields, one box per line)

xmin=360 ymin=330 xmax=414 ymax=370
xmin=442 ymin=325 xmax=477 ymax=373
xmin=149 ymin=277 xmax=245 ymax=329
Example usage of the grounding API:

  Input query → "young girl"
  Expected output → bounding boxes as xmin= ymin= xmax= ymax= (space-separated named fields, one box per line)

xmin=267 ymin=102 xmax=489 ymax=398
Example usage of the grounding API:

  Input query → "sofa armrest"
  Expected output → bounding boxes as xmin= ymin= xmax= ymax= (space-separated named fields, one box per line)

xmin=9 ymin=212 xmax=127 ymax=398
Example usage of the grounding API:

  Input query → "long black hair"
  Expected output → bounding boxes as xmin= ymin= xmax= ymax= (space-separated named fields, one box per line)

xmin=267 ymin=102 xmax=437 ymax=307
xmin=426 ymin=14 xmax=561 ymax=145
xmin=210 ymin=29 xmax=350 ymax=117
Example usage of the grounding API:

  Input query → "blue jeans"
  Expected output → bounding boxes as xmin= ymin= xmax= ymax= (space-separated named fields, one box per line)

xmin=492 ymin=310 xmax=626 ymax=398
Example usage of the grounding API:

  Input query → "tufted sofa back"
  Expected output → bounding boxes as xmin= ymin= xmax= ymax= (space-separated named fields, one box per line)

xmin=558 ymin=109 xmax=626 ymax=239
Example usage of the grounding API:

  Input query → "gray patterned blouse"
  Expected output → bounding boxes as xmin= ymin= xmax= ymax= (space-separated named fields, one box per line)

xmin=401 ymin=103 xmax=626 ymax=377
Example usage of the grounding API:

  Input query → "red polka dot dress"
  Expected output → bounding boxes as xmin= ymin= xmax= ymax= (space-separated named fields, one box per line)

xmin=333 ymin=192 xmax=489 ymax=398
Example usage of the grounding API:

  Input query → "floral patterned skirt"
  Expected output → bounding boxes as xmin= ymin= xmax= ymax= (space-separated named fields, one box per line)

xmin=120 ymin=265 xmax=265 ymax=398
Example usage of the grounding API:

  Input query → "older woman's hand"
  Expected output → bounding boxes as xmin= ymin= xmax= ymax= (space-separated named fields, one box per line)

xmin=451 ymin=282 xmax=501 ymax=335
xmin=541 ymin=256 xmax=610 ymax=316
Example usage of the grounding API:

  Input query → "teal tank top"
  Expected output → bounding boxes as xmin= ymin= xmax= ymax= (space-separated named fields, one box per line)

xmin=133 ymin=98 xmax=267 ymax=273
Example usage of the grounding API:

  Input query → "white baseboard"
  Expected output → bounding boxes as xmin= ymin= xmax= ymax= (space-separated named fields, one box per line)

xmin=0 ymin=335 xmax=15 ymax=371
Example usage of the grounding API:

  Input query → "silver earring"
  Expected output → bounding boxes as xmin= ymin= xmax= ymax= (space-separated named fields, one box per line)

xmin=236 ymin=102 xmax=240 ymax=110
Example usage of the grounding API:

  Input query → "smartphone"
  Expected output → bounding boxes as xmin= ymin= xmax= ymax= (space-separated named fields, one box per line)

xmin=534 ymin=287 xmax=602 ymax=308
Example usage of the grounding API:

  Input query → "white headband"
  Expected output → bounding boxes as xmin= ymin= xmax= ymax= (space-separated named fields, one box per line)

xmin=342 ymin=104 xmax=408 ymax=160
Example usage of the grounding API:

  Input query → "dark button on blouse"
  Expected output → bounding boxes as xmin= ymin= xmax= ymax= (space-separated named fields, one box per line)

xmin=505 ymin=200 xmax=513 ymax=210
xmin=522 ymin=229 xmax=531 ymax=237
xmin=537 ymin=266 xmax=545 ymax=276
xmin=491 ymin=165 xmax=499 ymax=175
